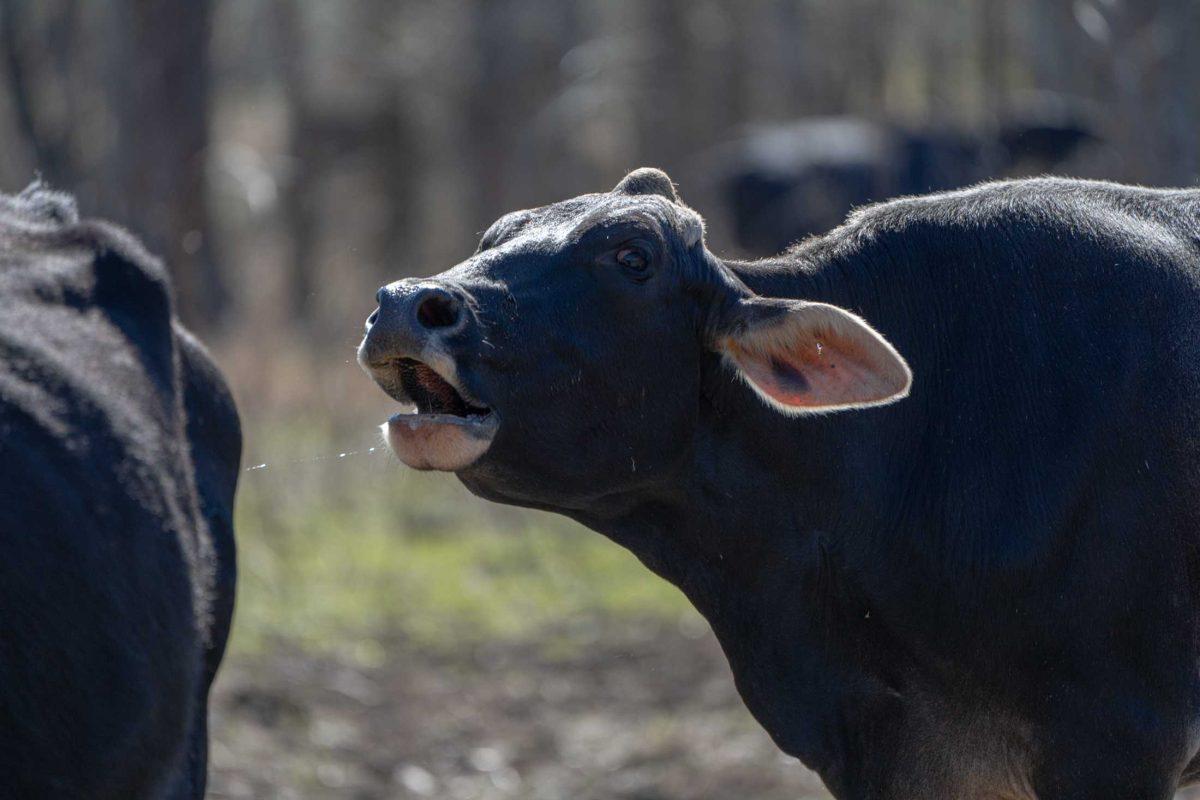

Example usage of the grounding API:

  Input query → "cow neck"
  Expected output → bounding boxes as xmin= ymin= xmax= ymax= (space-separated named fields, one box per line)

xmin=566 ymin=251 xmax=920 ymax=780
xmin=571 ymin=452 xmax=900 ymax=785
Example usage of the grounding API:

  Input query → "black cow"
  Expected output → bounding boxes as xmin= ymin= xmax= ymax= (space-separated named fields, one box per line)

xmin=722 ymin=116 xmax=1096 ymax=255
xmin=0 ymin=185 xmax=241 ymax=798
xmin=360 ymin=168 xmax=1200 ymax=799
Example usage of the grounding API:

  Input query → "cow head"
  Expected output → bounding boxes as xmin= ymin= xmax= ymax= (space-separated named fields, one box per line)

xmin=358 ymin=168 xmax=911 ymax=510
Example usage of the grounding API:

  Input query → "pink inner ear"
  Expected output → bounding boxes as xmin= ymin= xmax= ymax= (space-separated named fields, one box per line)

xmin=725 ymin=317 xmax=910 ymax=410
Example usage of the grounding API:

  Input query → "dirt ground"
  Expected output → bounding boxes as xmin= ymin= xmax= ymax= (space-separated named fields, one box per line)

xmin=207 ymin=621 xmax=832 ymax=800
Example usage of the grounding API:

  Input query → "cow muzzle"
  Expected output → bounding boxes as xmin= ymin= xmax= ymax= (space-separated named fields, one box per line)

xmin=358 ymin=281 xmax=498 ymax=471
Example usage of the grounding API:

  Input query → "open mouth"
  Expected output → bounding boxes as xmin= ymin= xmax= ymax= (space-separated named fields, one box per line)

xmin=393 ymin=358 xmax=492 ymax=420
xmin=377 ymin=357 xmax=499 ymax=471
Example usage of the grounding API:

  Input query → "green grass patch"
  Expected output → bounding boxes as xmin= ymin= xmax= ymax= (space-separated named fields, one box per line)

xmin=229 ymin=418 xmax=693 ymax=661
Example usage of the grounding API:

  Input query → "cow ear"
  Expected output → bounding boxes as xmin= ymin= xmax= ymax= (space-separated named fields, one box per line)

xmin=716 ymin=297 xmax=912 ymax=414
xmin=613 ymin=167 xmax=680 ymax=202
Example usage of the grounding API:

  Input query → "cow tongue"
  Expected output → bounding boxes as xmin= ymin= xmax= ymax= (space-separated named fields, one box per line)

xmin=398 ymin=359 xmax=470 ymax=416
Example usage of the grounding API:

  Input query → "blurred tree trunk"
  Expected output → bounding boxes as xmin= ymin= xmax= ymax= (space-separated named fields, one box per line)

xmin=1160 ymin=0 xmax=1199 ymax=184
xmin=0 ymin=0 xmax=80 ymax=186
xmin=858 ymin=0 xmax=890 ymax=113
xmin=109 ymin=0 xmax=224 ymax=329
xmin=272 ymin=0 xmax=321 ymax=321
xmin=719 ymin=4 xmax=750 ymax=126
xmin=639 ymin=0 xmax=694 ymax=162
xmin=1027 ymin=0 xmax=1074 ymax=94
xmin=375 ymin=100 xmax=418 ymax=280
xmin=465 ymin=0 xmax=509 ymax=231
xmin=979 ymin=0 xmax=1007 ymax=122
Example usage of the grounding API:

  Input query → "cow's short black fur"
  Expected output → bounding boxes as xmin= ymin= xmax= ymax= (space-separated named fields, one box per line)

xmin=0 ymin=185 xmax=240 ymax=799
xmin=364 ymin=170 xmax=1200 ymax=799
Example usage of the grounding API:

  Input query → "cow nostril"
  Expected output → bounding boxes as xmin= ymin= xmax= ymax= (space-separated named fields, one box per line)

xmin=364 ymin=308 xmax=379 ymax=332
xmin=415 ymin=290 xmax=461 ymax=330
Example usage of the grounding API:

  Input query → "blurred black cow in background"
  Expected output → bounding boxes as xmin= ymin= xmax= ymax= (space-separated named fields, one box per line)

xmin=0 ymin=185 xmax=241 ymax=799
xmin=722 ymin=112 xmax=1097 ymax=254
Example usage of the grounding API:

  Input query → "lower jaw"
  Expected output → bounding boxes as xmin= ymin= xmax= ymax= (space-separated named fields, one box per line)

xmin=383 ymin=412 xmax=499 ymax=471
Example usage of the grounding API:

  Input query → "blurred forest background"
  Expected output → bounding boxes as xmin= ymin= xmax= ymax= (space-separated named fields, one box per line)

xmin=2 ymin=1 xmax=1199 ymax=798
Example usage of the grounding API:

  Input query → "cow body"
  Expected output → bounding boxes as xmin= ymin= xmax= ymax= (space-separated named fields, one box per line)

xmin=361 ymin=172 xmax=1200 ymax=799
xmin=0 ymin=187 xmax=240 ymax=799
xmin=650 ymin=179 xmax=1200 ymax=798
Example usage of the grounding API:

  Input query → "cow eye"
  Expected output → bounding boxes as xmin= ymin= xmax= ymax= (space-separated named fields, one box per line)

xmin=616 ymin=245 xmax=649 ymax=273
